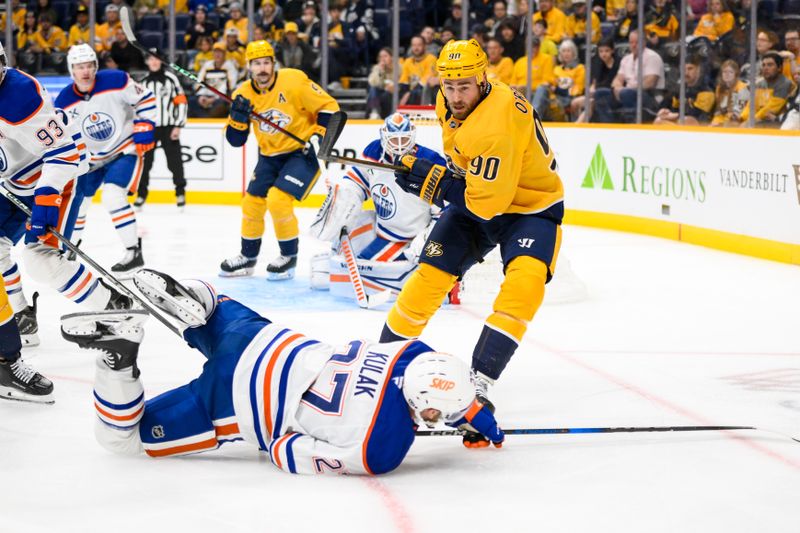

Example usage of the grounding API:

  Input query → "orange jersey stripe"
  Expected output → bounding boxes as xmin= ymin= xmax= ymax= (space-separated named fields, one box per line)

xmin=214 ymin=423 xmax=240 ymax=437
xmin=349 ymin=223 xmax=372 ymax=239
xmin=271 ymin=433 xmax=294 ymax=470
xmin=17 ymin=171 xmax=42 ymax=186
xmin=145 ymin=437 xmax=218 ymax=458
xmin=95 ymin=402 xmax=143 ymax=422
xmin=376 ymin=242 xmax=405 ymax=262
xmin=262 ymin=333 xmax=303 ymax=437
xmin=4 ymin=275 xmax=21 ymax=286
xmin=111 ymin=211 xmax=135 ymax=223
xmin=66 ymin=272 xmax=93 ymax=298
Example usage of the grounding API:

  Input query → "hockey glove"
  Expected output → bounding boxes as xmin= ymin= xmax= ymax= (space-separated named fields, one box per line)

xmin=304 ymin=125 xmax=325 ymax=157
xmin=132 ymin=120 xmax=156 ymax=155
xmin=395 ymin=155 xmax=454 ymax=208
xmin=229 ymin=95 xmax=253 ymax=130
xmin=451 ymin=399 xmax=505 ymax=449
xmin=26 ymin=186 xmax=62 ymax=244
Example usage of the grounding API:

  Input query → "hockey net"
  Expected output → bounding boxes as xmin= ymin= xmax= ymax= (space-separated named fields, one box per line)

xmin=397 ymin=105 xmax=588 ymax=306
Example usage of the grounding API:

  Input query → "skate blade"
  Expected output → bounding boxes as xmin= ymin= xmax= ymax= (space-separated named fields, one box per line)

xmin=20 ymin=334 xmax=41 ymax=348
xmin=267 ymin=268 xmax=295 ymax=281
xmin=0 ymin=387 xmax=54 ymax=405
xmin=218 ymin=268 xmax=254 ymax=278
xmin=133 ymin=270 xmax=206 ymax=327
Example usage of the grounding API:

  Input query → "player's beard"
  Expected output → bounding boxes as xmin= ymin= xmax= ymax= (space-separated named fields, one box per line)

xmin=253 ymin=70 xmax=273 ymax=88
xmin=449 ymin=98 xmax=478 ymax=120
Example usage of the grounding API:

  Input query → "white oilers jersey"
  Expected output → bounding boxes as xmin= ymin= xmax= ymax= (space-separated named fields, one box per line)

xmin=0 ymin=68 xmax=87 ymax=197
xmin=54 ymin=70 xmax=156 ymax=164
xmin=231 ymin=323 xmax=432 ymax=475
xmin=343 ymin=140 xmax=445 ymax=243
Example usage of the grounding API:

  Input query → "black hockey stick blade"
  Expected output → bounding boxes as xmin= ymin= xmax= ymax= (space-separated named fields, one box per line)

xmin=119 ymin=6 xmax=138 ymax=45
xmin=318 ymin=111 xmax=348 ymax=159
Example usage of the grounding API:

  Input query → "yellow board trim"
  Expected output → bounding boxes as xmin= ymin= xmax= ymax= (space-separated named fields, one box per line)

xmin=565 ymin=209 xmax=800 ymax=265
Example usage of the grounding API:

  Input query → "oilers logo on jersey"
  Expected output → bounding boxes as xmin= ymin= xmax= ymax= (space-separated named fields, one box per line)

xmin=0 ymin=146 xmax=7 ymax=172
xmin=82 ymin=112 xmax=116 ymax=142
xmin=257 ymin=108 xmax=292 ymax=134
xmin=371 ymin=183 xmax=397 ymax=220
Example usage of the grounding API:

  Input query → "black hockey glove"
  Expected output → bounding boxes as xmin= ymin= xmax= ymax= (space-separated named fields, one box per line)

xmin=395 ymin=155 xmax=455 ymax=208
xmin=229 ymin=95 xmax=253 ymax=130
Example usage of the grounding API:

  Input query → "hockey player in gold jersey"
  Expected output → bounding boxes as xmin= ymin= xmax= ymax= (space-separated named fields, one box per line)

xmin=379 ymin=39 xmax=564 ymax=447
xmin=219 ymin=40 xmax=339 ymax=280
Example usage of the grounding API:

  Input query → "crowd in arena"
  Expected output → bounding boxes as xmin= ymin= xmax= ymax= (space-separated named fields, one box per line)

xmin=1 ymin=0 xmax=799 ymax=127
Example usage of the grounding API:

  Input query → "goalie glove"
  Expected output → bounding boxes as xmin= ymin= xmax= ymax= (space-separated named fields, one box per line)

xmin=309 ymin=179 xmax=364 ymax=241
xmin=395 ymin=155 xmax=455 ymax=208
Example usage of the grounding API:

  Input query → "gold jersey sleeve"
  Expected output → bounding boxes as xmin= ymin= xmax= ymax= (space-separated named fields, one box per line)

xmin=435 ymin=81 xmax=563 ymax=221
xmin=228 ymin=68 xmax=339 ymax=156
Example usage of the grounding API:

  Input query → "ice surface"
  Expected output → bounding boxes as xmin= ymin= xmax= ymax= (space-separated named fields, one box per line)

xmin=1 ymin=204 xmax=798 ymax=533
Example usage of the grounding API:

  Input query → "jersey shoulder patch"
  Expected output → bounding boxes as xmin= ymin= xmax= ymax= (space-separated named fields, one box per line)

xmin=0 ymin=69 xmax=44 ymax=125
xmin=362 ymin=139 xmax=384 ymax=161
xmin=93 ymin=70 xmax=130 ymax=94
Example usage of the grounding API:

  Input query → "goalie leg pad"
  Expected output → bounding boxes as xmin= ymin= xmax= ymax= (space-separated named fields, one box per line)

xmin=309 ymin=179 xmax=366 ymax=241
xmin=383 ymin=263 xmax=457 ymax=340
xmin=241 ymin=193 xmax=267 ymax=240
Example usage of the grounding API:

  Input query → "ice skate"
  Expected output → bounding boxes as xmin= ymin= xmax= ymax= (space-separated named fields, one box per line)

xmin=14 ymin=292 xmax=40 ymax=347
xmin=0 ymin=356 xmax=54 ymax=404
xmin=176 ymin=194 xmax=186 ymax=210
xmin=101 ymin=279 xmax=134 ymax=310
xmin=267 ymin=255 xmax=297 ymax=281
xmin=133 ymin=269 xmax=214 ymax=327
xmin=111 ymin=238 xmax=144 ymax=275
xmin=133 ymin=196 xmax=146 ymax=211
xmin=219 ymin=254 xmax=256 ymax=277
xmin=61 ymin=310 xmax=148 ymax=377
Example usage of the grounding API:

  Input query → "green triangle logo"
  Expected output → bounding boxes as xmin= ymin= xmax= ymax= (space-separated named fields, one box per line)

xmin=581 ymin=144 xmax=614 ymax=190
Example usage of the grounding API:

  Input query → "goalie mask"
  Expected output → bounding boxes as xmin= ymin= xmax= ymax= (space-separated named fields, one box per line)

xmin=402 ymin=352 xmax=475 ymax=429
xmin=0 ymin=40 xmax=6 ymax=86
xmin=380 ymin=113 xmax=416 ymax=159
xmin=67 ymin=44 xmax=98 ymax=80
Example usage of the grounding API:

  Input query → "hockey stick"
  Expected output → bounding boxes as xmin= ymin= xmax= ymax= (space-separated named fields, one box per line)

xmin=0 ymin=184 xmax=182 ymax=337
xmin=317 ymin=111 xmax=409 ymax=174
xmin=339 ymin=229 xmax=392 ymax=309
xmin=416 ymin=424 xmax=800 ymax=442
xmin=119 ymin=6 xmax=307 ymax=148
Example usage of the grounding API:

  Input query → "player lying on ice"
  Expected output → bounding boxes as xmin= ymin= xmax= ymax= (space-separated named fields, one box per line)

xmin=60 ymin=269 xmax=504 ymax=475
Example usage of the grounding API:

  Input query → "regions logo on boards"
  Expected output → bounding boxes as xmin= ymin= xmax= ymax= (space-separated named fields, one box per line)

xmin=0 ymin=146 xmax=7 ymax=173
xmin=371 ymin=183 xmax=397 ymax=220
xmin=82 ymin=112 xmax=116 ymax=142
xmin=581 ymin=144 xmax=707 ymax=203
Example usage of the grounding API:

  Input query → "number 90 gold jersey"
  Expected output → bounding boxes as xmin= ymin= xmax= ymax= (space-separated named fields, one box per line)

xmin=434 ymin=80 xmax=564 ymax=221
xmin=228 ymin=68 xmax=339 ymax=156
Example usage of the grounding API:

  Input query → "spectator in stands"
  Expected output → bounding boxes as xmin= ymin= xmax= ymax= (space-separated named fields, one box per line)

xmin=516 ymin=0 xmax=531 ymax=36
xmin=34 ymin=0 xmax=57 ymax=28
xmin=343 ymin=0 xmax=379 ymax=45
xmin=497 ymin=19 xmax=523 ymax=59
xmin=613 ymin=0 xmax=638 ymax=43
xmin=471 ymin=23 xmax=490 ymax=47
xmin=486 ymin=37 xmax=514 ymax=84
xmin=277 ymin=21 xmax=314 ymax=74
xmin=444 ymin=1 xmax=473 ymax=32
xmin=551 ymin=39 xmax=586 ymax=120
xmin=349 ymin=25 xmax=375 ymax=77
xmin=487 ymin=1 xmax=509 ymax=37
xmin=224 ymin=2 xmax=249 ymax=43
xmin=97 ymin=4 xmax=122 ymax=54
xmin=739 ymin=51 xmax=795 ymax=127
xmin=654 ymin=55 xmax=715 ymax=125
xmin=512 ymin=36 xmax=556 ymax=114
xmin=224 ymin=27 xmax=246 ymax=74
xmin=193 ymin=42 xmax=237 ymax=118
xmin=711 ymin=59 xmax=749 ymax=126
xmin=439 ymin=26 xmax=458 ymax=46
xmin=603 ymin=0 xmax=626 ymax=21
xmin=68 ymin=5 xmax=92 ymax=48
xmin=320 ymin=3 xmax=350 ymax=89
xmin=193 ymin=35 xmax=215 ymax=71
xmin=421 ymin=26 xmax=442 ymax=57
xmin=298 ymin=2 xmax=320 ymax=46
xmin=566 ymin=0 xmax=601 ymax=47
xmin=256 ymin=0 xmax=285 ymax=42
xmin=108 ymin=27 xmax=145 ymax=72
xmin=780 ymin=86 xmax=800 ymax=130
xmin=366 ymin=46 xmax=399 ymax=119
xmin=284 ymin=0 xmax=305 ymax=22
xmin=687 ymin=0 xmax=708 ymax=23
xmin=189 ymin=0 xmax=217 ymax=12
xmin=473 ymin=0 xmax=495 ymax=21
xmin=572 ymin=38 xmax=620 ymax=121
xmin=644 ymin=0 xmax=678 ymax=48
xmin=0 ymin=0 xmax=26 ymax=34
xmin=593 ymin=29 xmax=665 ymax=123
xmin=534 ymin=0 xmax=568 ymax=44
xmin=18 ymin=12 xmax=65 ymax=73
xmin=398 ymin=35 xmax=437 ymax=106
xmin=533 ymin=19 xmax=558 ymax=56
xmin=780 ymin=29 xmax=800 ymax=87
xmin=133 ymin=0 xmax=160 ymax=17
xmin=16 ymin=11 xmax=38 ymax=51
xmin=186 ymin=5 xmax=218 ymax=51
xmin=692 ymin=0 xmax=734 ymax=42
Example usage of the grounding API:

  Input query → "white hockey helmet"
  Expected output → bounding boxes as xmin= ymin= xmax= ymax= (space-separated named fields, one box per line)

xmin=0 ymin=40 xmax=7 ymax=86
xmin=402 ymin=352 xmax=475 ymax=428
xmin=67 ymin=44 xmax=98 ymax=79
xmin=380 ymin=112 xmax=417 ymax=158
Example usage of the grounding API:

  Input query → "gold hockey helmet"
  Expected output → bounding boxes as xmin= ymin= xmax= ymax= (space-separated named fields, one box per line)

xmin=436 ymin=39 xmax=488 ymax=79
xmin=245 ymin=40 xmax=275 ymax=62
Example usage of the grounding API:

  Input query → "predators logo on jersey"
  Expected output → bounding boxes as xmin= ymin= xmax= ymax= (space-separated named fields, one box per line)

xmin=257 ymin=108 xmax=292 ymax=134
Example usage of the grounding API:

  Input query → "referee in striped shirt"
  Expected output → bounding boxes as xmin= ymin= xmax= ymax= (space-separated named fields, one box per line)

xmin=136 ymin=48 xmax=189 ymax=209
